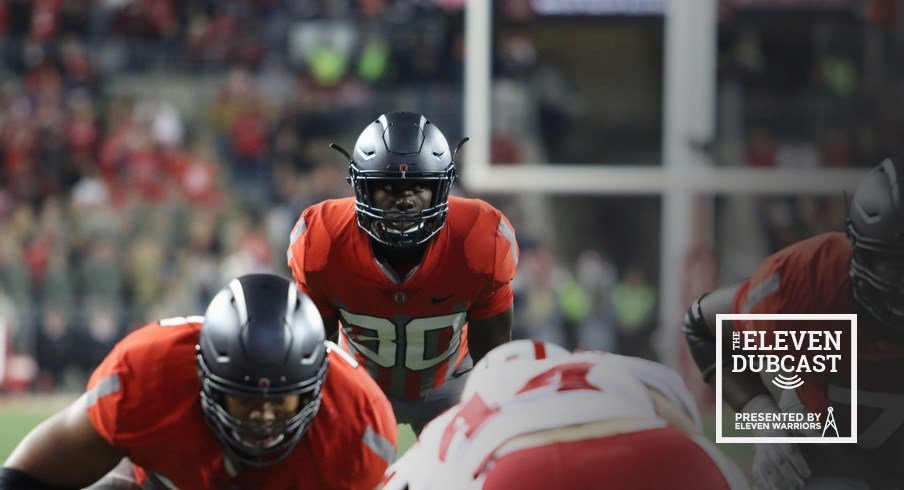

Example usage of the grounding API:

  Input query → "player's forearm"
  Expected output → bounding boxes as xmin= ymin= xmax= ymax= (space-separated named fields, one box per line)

xmin=468 ymin=330 xmax=510 ymax=363
xmin=4 ymin=423 xmax=96 ymax=488
xmin=684 ymin=285 xmax=746 ymax=380
xmin=4 ymin=396 xmax=124 ymax=488
xmin=0 ymin=467 xmax=77 ymax=490
xmin=722 ymin=370 xmax=772 ymax=412
xmin=322 ymin=316 xmax=339 ymax=341
xmin=685 ymin=284 xmax=772 ymax=410
xmin=467 ymin=307 xmax=513 ymax=363
xmin=699 ymin=285 xmax=743 ymax=336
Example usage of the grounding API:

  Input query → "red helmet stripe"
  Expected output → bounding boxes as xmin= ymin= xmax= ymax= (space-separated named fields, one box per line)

xmin=533 ymin=341 xmax=546 ymax=360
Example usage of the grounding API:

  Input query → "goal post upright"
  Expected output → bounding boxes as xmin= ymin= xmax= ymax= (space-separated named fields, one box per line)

xmin=462 ymin=0 xmax=866 ymax=367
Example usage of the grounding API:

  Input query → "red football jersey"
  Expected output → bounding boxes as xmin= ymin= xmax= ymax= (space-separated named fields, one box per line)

xmin=733 ymin=232 xmax=904 ymax=466
xmin=85 ymin=317 xmax=397 ymax=490
xmin=288 ymin=196 xmax=518 ymax=400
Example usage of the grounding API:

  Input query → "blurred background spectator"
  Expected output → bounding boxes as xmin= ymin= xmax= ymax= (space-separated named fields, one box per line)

xmin=611 ymin=267 xmax=656 ymax=359
xmin=0 ymin=0 xmax=902 ymax=394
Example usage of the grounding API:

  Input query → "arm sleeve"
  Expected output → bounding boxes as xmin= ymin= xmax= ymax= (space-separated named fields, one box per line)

xmin=84 ymin=323 xmax=199 ymax=448
xmin=731 ymin=249 xmax=811 ymax=333
xmin=296 ymin=280 xmax=337 ymax=319
xmin=84 ymin=347 xmax=128 ymax=446
xmin=470 ymin=283 xmax=514 ymax=321
xmin=469 ymin=215 xmax=518 ymax=320
xmin=287 ymin=208 xmax=338 ymax=318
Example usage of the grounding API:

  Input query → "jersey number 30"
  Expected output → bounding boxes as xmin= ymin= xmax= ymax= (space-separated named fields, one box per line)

xmin=339 ymin=309 xmax=467 ymax=370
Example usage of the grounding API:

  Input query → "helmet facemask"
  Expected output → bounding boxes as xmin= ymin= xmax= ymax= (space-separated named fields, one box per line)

xmin=845 ymin=158 xmax=904 ymax=337
xmin=198 ymin=351 xmax=328 ymax=467
xmin=849 ymin=231 xmax=904 ymax=332
xmin=348 ymin=164 xmax=456 ymax=247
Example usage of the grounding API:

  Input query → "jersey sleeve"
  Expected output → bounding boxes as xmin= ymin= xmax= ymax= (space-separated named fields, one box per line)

xmin=325 ymin=349 xmax=399 ymax=490
xmin=346 ymin=397 xmax=398 ymax=490
xmin=470 ymin=213 xmax=518 ymax=320
xmin=85 ymin=317 xmax=203 ymax=452
xmin=85 ymin=342 xmax=129 ymax=445
xmin=85 ymin=320 xmax=200 ymax=448
xmin=733 ymin=254 xmax=791 ymax=334
xmin=731 ymin=243 xmax=818 ymax=334
xmin=287 ymin=206 xmax=337 ymax=318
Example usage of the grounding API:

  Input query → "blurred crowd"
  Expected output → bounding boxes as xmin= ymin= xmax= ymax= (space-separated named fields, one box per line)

xmin=0 ymin=0 xmax=460 ymax=392
xmin=712 ymin=4 xmax=904 ymax=276
xmin=0 ymin=0 xmax=466 ymax=79
xmin=0 ymin=0 xmax=656 ymax=393
xmin=2 ymin=0 xmax=899 ymax=394
xmin=718 ymin=2 xmax=904 ymax=169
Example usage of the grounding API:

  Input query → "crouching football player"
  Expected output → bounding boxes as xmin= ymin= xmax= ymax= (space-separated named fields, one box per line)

xmin=383 ymin=340 xmax=746 ymax=489
xmin=1 ymin=274 xmax=396 ymax=489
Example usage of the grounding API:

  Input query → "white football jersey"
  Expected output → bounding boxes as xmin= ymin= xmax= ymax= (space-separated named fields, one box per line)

xmin=384 ymin=351 xmax=702 ymax=490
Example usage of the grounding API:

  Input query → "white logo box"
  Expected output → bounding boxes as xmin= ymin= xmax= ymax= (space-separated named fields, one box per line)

xmin=715 ymin=314 xmax=858 ymax=444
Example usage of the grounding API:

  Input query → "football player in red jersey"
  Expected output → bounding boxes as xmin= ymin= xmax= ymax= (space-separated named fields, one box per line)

xmin=382 ymin=340 xmax=747 ymax=489
xmin=288 ymin=112 xmax=518 ymax=432
xmin=1 ymin=274 xmax=396 ymax=489
xmin=684 ymin=158 xmax=904 ymax=489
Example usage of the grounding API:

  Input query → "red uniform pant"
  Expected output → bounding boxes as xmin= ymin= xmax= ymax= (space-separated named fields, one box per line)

xmin=483 ymin=427 xmax=734 ymax=490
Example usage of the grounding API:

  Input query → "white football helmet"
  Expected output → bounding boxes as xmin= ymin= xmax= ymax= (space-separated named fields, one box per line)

xmin=462 ymin=340 xmax=569 ymax=401
xmin=475 ymin=339 xmax=568 ymax=371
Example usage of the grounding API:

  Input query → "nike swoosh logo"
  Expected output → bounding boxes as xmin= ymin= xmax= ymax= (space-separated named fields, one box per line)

xmin=431 ymin=294 xmax=454 ymax=304
xmin=450 ymin=367 xmax=472 ymax=379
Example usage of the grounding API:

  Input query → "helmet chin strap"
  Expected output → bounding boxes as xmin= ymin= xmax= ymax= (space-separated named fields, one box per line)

xmin=222 ymin=444 xmax=244 ymax=478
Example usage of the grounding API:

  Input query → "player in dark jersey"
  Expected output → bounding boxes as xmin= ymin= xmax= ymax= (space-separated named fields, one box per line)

xmin=0 ymin=274 xmax=396 ymax=489
xmin=684 ymin=158 xmax=904 ymax=489
xmin=288 ymin=112 xmax=517 ymax=432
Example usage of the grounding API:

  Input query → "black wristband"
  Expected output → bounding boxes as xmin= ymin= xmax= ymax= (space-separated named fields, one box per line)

xmin=682 ymin=293 xmax=724 ymax=382
xmin=0 ymin=467 xmax=77 ymax=490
